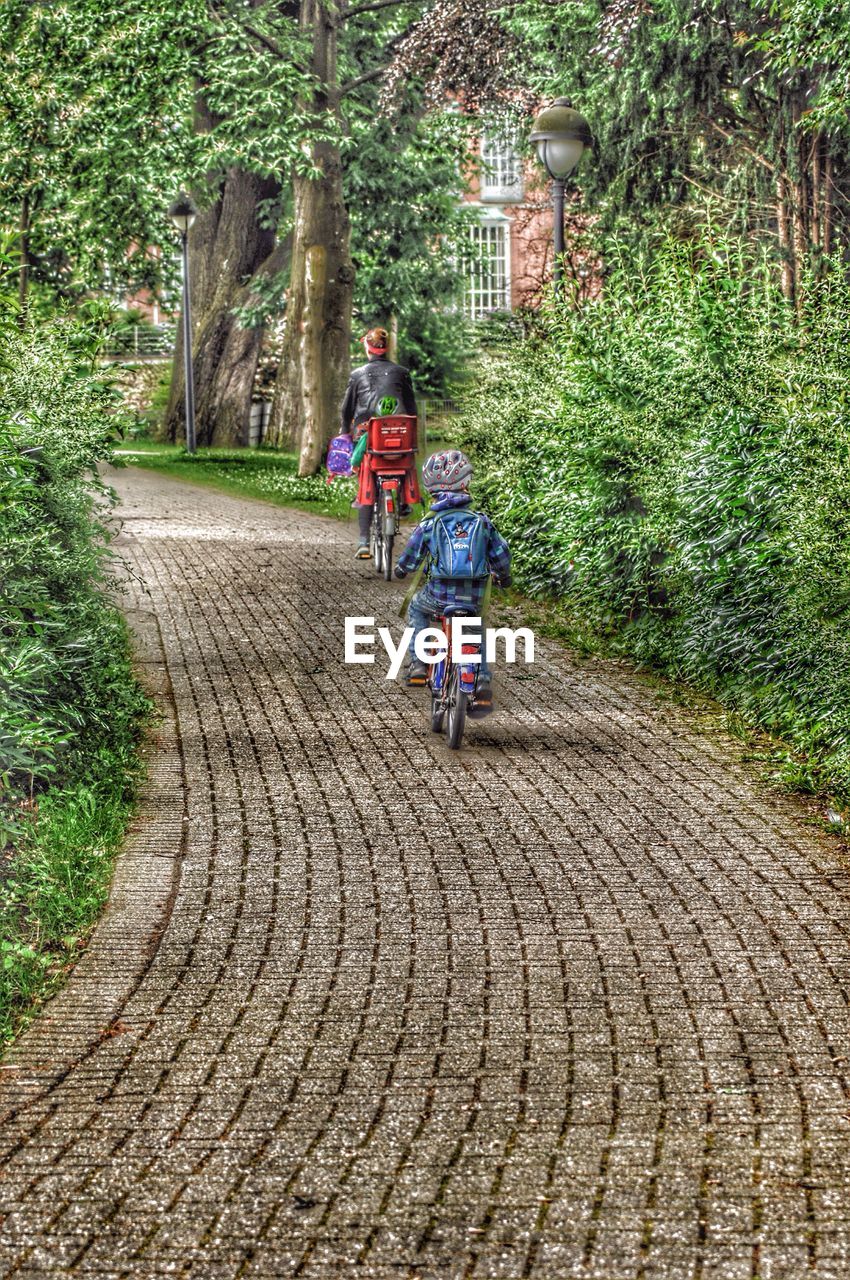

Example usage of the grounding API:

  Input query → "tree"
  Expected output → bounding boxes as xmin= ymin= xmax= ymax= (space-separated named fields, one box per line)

xmin=506 ymin=0 xmax=850 ymax=308
xmin=749 ymin=0 xmax=850 ymax=300
xmin=0 ymin=0 xmax=316 ymax=444
xmin=346 ymin=107 xmax=478 ymax=392
xmin=266 ymin=0 xmax=355 ymax=470
xmin=1 ymin=0 xmax=526 ymax=458
xmin=269 ymin=0 xmax=526 ymax=472
xmin=267 ymin=6 xmax=490 ymax=459
xmin=0 ymin=0 xmax=191 ymax=310
xmin=163 ymin=1 xmax=316 ymax=447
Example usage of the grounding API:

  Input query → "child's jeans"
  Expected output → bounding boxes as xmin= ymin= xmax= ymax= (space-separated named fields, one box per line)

xmin=406 ymin=587 xmax=492 ymax=680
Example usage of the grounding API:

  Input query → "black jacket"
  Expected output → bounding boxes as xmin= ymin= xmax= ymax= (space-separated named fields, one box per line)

xmin=340 ymin=355 xmax=417 ymax=434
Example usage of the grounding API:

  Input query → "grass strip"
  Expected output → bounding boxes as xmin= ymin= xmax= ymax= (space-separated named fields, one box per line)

xmin=124 ymin=446 xmax=358 ymax=521
xmin=122 ymin=438 xmax=458 ymax=522
xmin=1 ymin=654 xmax=148 ymax=1054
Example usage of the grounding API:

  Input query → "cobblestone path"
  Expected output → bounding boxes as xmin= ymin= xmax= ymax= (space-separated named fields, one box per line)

xmin=3 ymin=467 xmax=850 ymax=1280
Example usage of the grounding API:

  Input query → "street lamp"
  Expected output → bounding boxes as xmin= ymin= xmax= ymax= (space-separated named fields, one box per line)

xmin=530 ymin=98 xmax=592 ymax=302
xmin=168 ymin=193 xmax=198 ymax=454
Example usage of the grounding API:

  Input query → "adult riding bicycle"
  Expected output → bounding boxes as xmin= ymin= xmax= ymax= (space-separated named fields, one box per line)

xmin=361 ymin=414 xmax=420 ymax=580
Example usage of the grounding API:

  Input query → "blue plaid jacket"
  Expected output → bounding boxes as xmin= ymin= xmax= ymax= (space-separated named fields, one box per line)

xmin=396 ymin=493 xmax=511 ymax=610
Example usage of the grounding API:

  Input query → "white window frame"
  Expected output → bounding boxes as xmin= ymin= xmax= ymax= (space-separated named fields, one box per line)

xmin=465 ymin=212 xmax=511 ymax=320
xmin=479 ymin=132 xmax=524 ymax=202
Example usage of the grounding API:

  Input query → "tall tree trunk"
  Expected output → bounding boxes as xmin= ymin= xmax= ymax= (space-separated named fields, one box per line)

xmin=790 ymin=187 xmax=807 ymax=317
xmin=267 ymin=0 xmax=354 ymax=475
xmin=790 ymin=94 xmax=808 ymax=316
xmin=269 ymin=147 xmax=353 ymax=466
xmin=165 ymin=0 xmax=288 ymax=449
xmin=18 ymin=192 xmax=30 ymax=319
xmin=810 ymin=133 xmax=822 ymax=250
xmin=165 ymin=165 xmax=281 ymax=446
xmin=822 ymin=149 xmax=834 ymax=258
xmin=776 ymin=172 xmax=795 ymax=306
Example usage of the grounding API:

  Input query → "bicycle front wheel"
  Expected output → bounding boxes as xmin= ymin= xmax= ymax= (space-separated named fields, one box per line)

xmin=445 ymin=668 xmax=467 ymax=750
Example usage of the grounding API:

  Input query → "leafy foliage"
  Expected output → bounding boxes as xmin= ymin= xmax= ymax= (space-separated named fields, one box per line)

xmin=460 ymin=229 xmax=850 ymax=797
xmin=0 ymin=0 xmax=314 ymax=304
xmin=506 ymin=0 xmax=850 ymax=283
xmin=383 ymin=0 xmax=530 ymax=112
xmin=750 ymin=0 xmax=850 ymax=134
xmin=0 ymin=310 xmax=147 ymax=841
xmin=1 ymin=0 xmax=527 ymax=400
xmin=0 ymin=307 xmax=148 ymax=1044
xmin=345 ymin=105 xmax=478 ymax=391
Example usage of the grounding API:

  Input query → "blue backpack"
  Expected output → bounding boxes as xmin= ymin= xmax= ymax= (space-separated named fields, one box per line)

xmin=425 ymin=508 xmax=490 ymax=580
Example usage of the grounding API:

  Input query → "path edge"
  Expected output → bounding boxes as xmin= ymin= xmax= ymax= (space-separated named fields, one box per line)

xmin=0 ymin=607 xmax=185 ymax=1108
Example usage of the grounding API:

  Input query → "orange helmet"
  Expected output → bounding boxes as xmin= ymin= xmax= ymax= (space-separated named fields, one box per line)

xmin=363 ymin=327 xmax=389 ymax=355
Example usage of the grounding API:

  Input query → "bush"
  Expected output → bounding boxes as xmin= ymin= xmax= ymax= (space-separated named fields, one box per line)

xmin=0 ymin=312 xmax=148 ymax=1044
xmin=460 ymin=231 xmax=850 ymax=798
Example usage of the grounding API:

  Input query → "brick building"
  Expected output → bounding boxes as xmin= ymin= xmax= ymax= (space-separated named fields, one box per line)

xmin=462 ymin=125 xmax=596 ymax=318
xmin=463 ymin=129 xmax=554 ymax=318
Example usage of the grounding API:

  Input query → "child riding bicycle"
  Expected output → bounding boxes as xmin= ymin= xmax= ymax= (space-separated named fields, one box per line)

xmin=393 ymin=450 xmax=511 ymax=717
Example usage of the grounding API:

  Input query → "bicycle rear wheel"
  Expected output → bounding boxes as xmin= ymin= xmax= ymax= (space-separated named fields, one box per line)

xmin=445 ymin=667 xmax=467 ymax=750
xmin=380 ymin=486 xmax=397 ymax=580
xmin=371 ymin=503 xmax=384 ymax=574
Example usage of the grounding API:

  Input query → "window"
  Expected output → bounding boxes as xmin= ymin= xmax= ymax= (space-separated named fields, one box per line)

xmin=480 ymin=133 xmax=523 ymax=201
xmin=466 ymin=218 xmax=511 ymax=319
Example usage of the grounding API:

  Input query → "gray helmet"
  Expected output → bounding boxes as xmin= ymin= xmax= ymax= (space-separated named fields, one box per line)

xmin=422 ymin=449 xmax=473 ymax=493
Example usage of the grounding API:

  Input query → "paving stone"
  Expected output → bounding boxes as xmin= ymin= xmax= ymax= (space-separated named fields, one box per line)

xmin=2 ymin=467 xmax=850 ymax=1277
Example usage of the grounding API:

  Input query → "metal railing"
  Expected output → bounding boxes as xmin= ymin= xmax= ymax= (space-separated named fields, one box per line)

xmin=249 ymin=399 xmax=272 ymax=448
xmin=418 ymin=397 xmax=461 ymax=442
xmin=244 ymin=398 xmax=459 ymax=450
xmin=103 ymin=324 xmax=176 ymax=359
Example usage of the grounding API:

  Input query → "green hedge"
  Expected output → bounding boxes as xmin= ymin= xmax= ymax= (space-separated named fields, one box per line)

xmin=0 ymin=313 xmax=148 ymax=1045
xmin=460 ymin=234 xmax=850 ymax=799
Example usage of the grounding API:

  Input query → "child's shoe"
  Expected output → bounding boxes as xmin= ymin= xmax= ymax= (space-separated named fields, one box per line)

xmin=468 ymin=678 xmax=493 ymax=718
xmin=355 ymin=541 xmax=371 ymax=559
xmin=406 ymin=659 xmax=428 ymax=686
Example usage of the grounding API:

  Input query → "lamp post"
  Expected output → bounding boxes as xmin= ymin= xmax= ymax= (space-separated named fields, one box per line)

xmin=530 ymin=98 xmax=592 ymax=302
xmin=168 ymin=193 xmax=198 ymax=454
